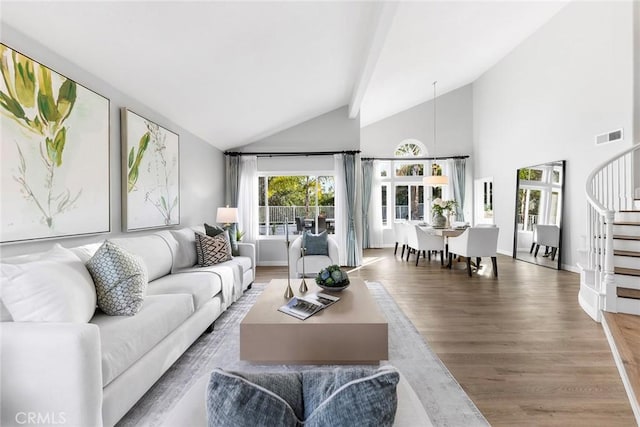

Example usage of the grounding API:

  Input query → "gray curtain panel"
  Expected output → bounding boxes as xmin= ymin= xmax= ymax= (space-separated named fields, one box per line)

xmin=451 ymin=158 xmax=466 ymax=221
xmin=361 ymin=160 xmax=374 ymax=249
xmin=343 ymin=153 xmax=359 ymax=266
xmin=225 ymin=155 xmax=240 ymax=207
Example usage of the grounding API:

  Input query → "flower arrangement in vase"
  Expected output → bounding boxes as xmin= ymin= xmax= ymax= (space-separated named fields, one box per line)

xmin=431 ymin=198 xmax=457 ymax=228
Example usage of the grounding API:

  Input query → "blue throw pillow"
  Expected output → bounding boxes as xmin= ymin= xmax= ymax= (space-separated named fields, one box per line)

xmin=303 ymin=366 xmax=399 ymax=427
xmin=206 ymin=369 xmax=303 ymax=426
xmin=303 ymin=231 xmax=328 ymax=255
xmin=206 ymin=366 xmax=399 ymax=427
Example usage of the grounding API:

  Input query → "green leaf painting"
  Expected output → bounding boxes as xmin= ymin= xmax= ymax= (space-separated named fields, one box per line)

xmin=123 ymin=109 xmax=179 ymax=230
xmin=1 ymin=44 xmax=109 ymax=242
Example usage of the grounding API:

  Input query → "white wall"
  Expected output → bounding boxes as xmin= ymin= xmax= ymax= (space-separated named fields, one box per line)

xmin=361 ymin=84 xmax=474 ymax=245
xmin=361 ymin=84 xmax=473 ymax=158
xmin=0 ymin=25 xmax=225 ymax=258
xmin=634 ymin=1 xmax=640 ymax=189
xmin=472 ymin=1 xmax=635 ymax=270
xmin=237 ymin=105 xmax=360 ymax=152
xmin=231 ymin=105 xmax=359 ymax=265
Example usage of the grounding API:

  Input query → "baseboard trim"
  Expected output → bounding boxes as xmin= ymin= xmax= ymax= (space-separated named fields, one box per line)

xmin=601 ymin=314 xmax=640 ymax=424
xmin=257 ymin=261 xmax=287 ymax=267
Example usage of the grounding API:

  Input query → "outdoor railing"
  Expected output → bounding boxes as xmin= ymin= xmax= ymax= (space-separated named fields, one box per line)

xmin=259 ymin=206 xmax=335 ymax=223
xmin=258 ymin=206 xmax=335 ymax=235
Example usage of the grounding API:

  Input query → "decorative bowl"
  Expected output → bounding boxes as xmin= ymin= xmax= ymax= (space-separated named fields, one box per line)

xmin=318 ymin=282 xmax=350 ymax=292
xmin=315 ymin=265 xmax=350 ymax=292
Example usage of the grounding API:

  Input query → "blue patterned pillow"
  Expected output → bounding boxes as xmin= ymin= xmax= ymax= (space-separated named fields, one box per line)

xmin=205 ymin=366 xmax=398 ymax=427
xmin=206 ymin=369 xmax=303 ymax=426
xmin=303 ymin=231 xmax=328 ymax=255
xmin=86 ymin=241 xmax=148 ymax=316
xmin=303 ymin=366 xmax=399 ymax=427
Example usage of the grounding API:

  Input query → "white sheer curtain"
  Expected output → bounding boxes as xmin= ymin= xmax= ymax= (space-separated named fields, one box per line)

xmin=238 ymin=156 xmax=258 ymax=243
xmin=333 ymin=154 xmax=348 ymax=265
xmin=369 ymin=161 xmax=384 ymax=247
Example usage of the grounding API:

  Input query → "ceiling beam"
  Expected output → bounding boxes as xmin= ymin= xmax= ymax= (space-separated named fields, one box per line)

xmin=348 ymin=2 xmax=399 ymax=119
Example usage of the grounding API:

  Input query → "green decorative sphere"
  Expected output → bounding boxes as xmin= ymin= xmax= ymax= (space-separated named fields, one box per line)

xmin=316 ymin=265 xmax=350 ymax=291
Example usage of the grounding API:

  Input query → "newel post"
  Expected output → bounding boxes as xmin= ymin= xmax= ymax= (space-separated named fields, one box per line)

xmin=603 ymin=210 xmax=617 ymax=312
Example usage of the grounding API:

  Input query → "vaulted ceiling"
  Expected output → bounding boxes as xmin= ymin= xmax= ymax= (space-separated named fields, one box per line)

xmin=1 ymin=1 xmax=568 ymax=150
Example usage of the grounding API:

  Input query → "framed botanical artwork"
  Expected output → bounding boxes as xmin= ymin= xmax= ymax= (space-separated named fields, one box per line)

xmin=121 ymin=108 xmax=180 ymax=231
xmin=0 ymin=43 xmax=110 ymax=243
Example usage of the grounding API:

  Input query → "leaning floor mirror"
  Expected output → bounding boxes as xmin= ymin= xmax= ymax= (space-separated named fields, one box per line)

xmin=513 ymin=160 xmax=565 ymax=269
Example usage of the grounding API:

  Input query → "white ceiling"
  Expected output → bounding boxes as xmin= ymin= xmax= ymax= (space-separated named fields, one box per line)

xmin=1 ymin=1 xmax=568 ymax=150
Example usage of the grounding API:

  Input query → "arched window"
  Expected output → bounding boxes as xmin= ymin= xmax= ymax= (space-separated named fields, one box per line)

xmin=394 ymin=139 xmax=427 ymax=157
xmin=378 ymin=140 xmax=430 ymax=224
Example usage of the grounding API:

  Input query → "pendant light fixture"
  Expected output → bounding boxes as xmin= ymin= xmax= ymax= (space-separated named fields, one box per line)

xmin=423 ymin=81 xmax=448 ymax=187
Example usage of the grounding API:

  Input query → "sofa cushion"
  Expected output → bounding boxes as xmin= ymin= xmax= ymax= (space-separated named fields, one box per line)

xmin=179 ymin=265 xmax=235 ymax=308
xmin=108 ymin=235 xmax=173 ymax=281
xmin=225 ymin=256 xmax=252 ymax=274
xmin=169 ymin=228 xmax=198 ymax=271
xmin=86 ymin=241 xmax=148 ymax=316
xmin=195 ymin=232 xmax=232 ymax=266
xmin=0 ymin=245 xmax=97 ymax=323
xmin=91 ymin=294 xmax=194 ymax=386
xmin=147 ymin=272 xmax=222 ymax=310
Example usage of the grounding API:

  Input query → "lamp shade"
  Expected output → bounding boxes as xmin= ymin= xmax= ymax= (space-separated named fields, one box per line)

xmin=423 ymin=175 xmax=449 ymax=187
xmin=216 ymin=206 xmax=239 ymax=224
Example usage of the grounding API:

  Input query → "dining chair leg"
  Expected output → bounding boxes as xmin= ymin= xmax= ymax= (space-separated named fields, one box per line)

xmin=440 ymin=250 xmax=444 ymax=266
xmin=534 ymin=244 xmax=540 ymax=257
xmin=529 ymin=242 xmax=536 ymax=254
xmin=491 ymin=257 xmax=498 ymax=277
xmin=406 ymin=247 xmax=411 ymax=262
xmin=394 ymin=242 xmax=399 ymax=255
xmin=401 ymin=244 xmax=406 ymax=259
xmin=476 ymin=257 xmax=481 ymax=268
xmin=466 ymin=257 xmax=472 ymax=276
xmin=448 ymin=253 xmax=453 ymax=269
xmin=415 ymin=250 xmax=420 ymax=266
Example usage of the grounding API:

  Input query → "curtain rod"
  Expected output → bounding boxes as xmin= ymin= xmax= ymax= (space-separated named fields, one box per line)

xmin=225 ymin=150 xmax=361 ymax=157
xmin=361 ymin=155 xmax=469 ymax=161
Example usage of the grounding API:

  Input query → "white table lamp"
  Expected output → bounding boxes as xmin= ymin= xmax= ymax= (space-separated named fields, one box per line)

xmin=216 ymin=206 xmax=238 ymax=227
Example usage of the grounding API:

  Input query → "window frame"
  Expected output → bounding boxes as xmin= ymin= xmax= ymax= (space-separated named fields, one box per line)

xmin=257 ymin=170 xmax=335 ymax=240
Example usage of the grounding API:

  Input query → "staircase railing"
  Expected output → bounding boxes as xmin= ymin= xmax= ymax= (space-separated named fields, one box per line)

xmin=585 ymin=144 xmax=639 ymax=313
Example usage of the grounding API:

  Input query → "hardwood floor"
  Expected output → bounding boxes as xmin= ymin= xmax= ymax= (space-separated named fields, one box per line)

xmin=256 ymin=248 xmax=636 ymax=426
xmin=604 ymin=312 xmax=640 ymax=417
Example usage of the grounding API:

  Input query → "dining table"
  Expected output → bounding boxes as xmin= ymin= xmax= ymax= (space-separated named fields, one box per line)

xmin=419 ymin=225 xmax=468 ymax=266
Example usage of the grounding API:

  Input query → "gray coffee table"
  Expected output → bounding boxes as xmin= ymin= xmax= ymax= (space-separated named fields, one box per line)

xmin=240 ymin=278 xmax=388 ymax=364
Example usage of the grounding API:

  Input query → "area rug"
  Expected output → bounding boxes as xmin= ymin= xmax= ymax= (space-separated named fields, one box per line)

xmin=117 ymin=282 xmax=488 ymax=427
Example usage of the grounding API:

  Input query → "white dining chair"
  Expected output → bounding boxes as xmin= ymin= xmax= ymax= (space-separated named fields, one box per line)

xmin=406 ymin=225 xmax=446 ymax=266
xmin=447 ymin=227 xmax=500 ymax=277
xmin=531 ymin=224 xmax=560 ymax=260
xmin=393 ymin=222 xmax=409 ymax=258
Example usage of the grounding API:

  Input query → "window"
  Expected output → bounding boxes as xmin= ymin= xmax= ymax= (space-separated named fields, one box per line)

xmin=395 ymin=185 xmax=424 ymax=221
xmin=258 ymin=175 xmax=335 ymax=237
xmin=381 ymin=184 xmax=388 ymax=226
xmin=378 ymin=141 xmax=431 ymax=227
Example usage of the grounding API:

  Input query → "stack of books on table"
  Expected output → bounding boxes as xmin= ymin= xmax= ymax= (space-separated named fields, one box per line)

xmin=278 ymin=292 xmax=340 ymax=320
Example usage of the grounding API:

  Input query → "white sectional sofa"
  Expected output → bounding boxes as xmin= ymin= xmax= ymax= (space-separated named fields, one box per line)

xmin=0 ymin=226 xmax=255 ymax=427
